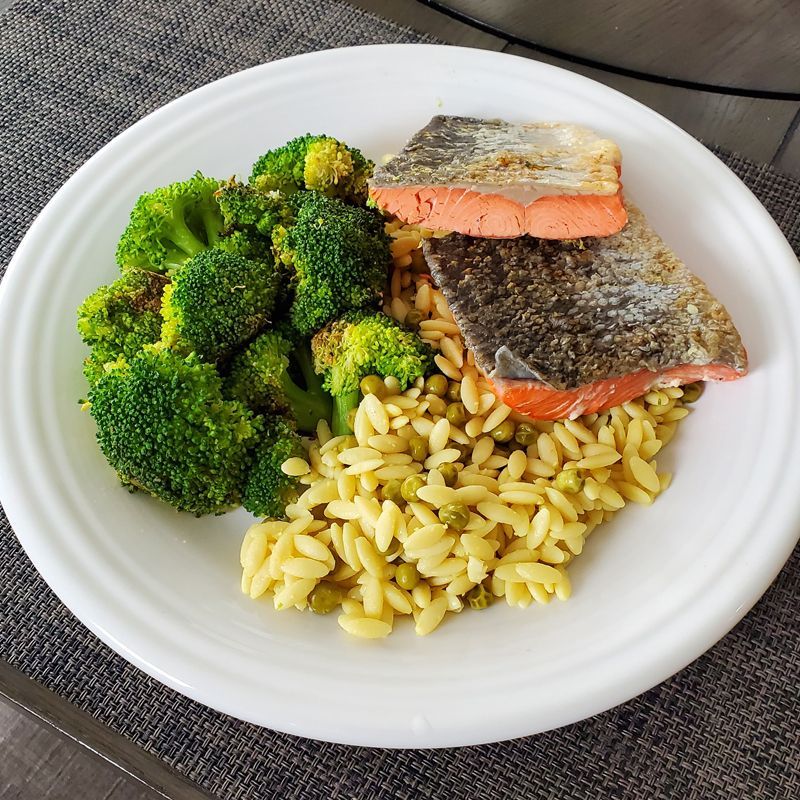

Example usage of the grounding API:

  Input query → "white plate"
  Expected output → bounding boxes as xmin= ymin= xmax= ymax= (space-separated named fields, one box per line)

xmin=1 ymin=45 xmax=798 ymax=748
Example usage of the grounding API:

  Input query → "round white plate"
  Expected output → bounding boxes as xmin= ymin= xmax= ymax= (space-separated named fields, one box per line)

xmin=1 ymin=45 xmax=798 ymax=748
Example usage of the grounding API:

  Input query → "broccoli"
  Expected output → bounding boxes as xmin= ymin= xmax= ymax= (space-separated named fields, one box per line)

xmin=77 ymin=269 xmax=168 ymax=385
xmin=80 ymin=136 xmax=398 ymax=519
xmin=214 ymin=180 xmax=296 ymax=312
xmin=216 ymin=228 xmax=275 ymax=262
xmin=215 ymin=179 xmax=293 ymax=239
xmin=312 ymin=311 xmax=434 ymax=435
xmin=273 ymin=192 xmax=390 ymax=338
xmin=160 ymin=248 xmax=280 ymax=362
xmin=225 ymin=331 xmax=331 ymax=433
xmin=88 ymin=347 xmax=262 ymax=515
xmin=242 ymin=416 xmax=305 ymax=518
xmin=250 ymin=134 xmax=373 ymax=204
xmin=115 ymin=173 xmax=227 ymax=273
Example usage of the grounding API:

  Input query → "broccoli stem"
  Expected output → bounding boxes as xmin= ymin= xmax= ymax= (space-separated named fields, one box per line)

xmin=280 ymin=372 xmax=332 ymax=434
xmin=200 ymin=203 xmax=224 ymax=246
xmin=294 ymin=343 xmax=325 ymax=395
xmin=332 ymin=389 xmax=360 ymax=436
xmin=167 ymin=210 xmax=207 ymax=259
xmin=163 ymin=246 xmax=192 ymax=272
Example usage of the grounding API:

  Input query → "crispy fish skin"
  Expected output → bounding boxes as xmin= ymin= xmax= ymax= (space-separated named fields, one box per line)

xmin=369 ymin=116 xmax=627 ymax=239
xmin=371 ymin=116 xmax=622 ymax=195
xmin=422 ymin=204 xmax=747 ymax=419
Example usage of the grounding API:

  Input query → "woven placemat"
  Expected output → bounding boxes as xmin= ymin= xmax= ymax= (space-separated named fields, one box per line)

xmin=1 ymin=2 xmax=798 ymax=798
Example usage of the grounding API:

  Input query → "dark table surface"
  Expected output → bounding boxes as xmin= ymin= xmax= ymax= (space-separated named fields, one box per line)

xmin=427 ymin=0 xmax=800 ymax=96
xmin=353 ymin=0 xmax=800 ymax=177
xmin=1 ymin=1 xmax=800 ymax=799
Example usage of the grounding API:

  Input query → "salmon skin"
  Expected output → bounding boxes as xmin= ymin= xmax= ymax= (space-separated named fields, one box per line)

xmin=422 ymin=204 xmax=748 ymax=420
xmin=370 ymin=115 xmax=627 ymax=239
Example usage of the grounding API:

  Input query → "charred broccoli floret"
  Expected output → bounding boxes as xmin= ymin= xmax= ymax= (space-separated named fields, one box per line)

xmin=160 ymin=249 xmax=280 ymax=362
xmin=250 ymin=134 xmax=373 ymax=203
xmin=312 ymin=311 xmax=433 ymax=435
xmin=87 ymin=347 xmax=261 ymax=515
xmin=77 ymin=269 xmax=168 ymax=385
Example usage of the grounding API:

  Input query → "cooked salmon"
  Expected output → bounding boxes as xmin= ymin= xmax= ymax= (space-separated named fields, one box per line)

xmin=370 ymin=116 xmax=627 ymax=239
xmin=422 ymin=204 xmax=748 ymax=420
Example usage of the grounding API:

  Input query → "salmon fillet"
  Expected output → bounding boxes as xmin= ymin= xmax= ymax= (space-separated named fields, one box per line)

xmin=370 ymin=116 xmax=627 ymax=239
xmin=421 ymin=204 xmax=748 ymax=420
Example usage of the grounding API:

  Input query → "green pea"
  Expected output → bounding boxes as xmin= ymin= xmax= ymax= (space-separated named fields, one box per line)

xmin=395 ymin=562 xmax=420 ymax=590
xmin=682 ymin=382 xmax=704 ymax=403
xmin=424 ymin=374 xmax=449 ymax=397
xmin=451 ymin=442 xmax=470 ymax=462
xmin=554 ymin=468 xmax=583 ymax=494
xmin=514 ymin=421 xmax=537 ymax=446
xmin=439 ymin=462 xmax=458 ymax=487
xmin=467 ymin=584 xmax=493 ymax=610
xmin=401 ymin=474 xmax=426 ymax=502
xmin=409 ymin=436 xmax=428 ymax=462
xmin=308 ymin=582 xmax=343 ymax=614
xmin=446 ymin=402 xmax=467 ymax=426
xmin=490 ymin=419 xmax=516 ymax=443
xmin=446 ymin=381 xmax=462 ymax=401
xmin=383 ymin=479 xmax=404 ymax=506
xmin=438 ymin=502 xmax=470 ymax=531
xmin=359 ymin=374 xmax=386 ymax=399
xmin=404 ymin=309 xmax=423 ymax=330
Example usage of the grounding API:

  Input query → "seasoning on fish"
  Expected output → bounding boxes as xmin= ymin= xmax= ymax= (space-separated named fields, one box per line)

xmin=370 ymin=115 xmax=627 ymax=240
xmin=422 ymin=204 xmax=748 ymax=420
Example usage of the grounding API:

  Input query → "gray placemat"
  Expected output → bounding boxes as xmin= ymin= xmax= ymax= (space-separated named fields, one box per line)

xmin=0 ymin=1 xmax=798 ymax=798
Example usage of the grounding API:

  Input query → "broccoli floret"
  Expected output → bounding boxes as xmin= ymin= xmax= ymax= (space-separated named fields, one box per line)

xmin=81 ymin=350 xmax=119 ymax=387
xmin=250 ymin=134 xmax=373 ymax=204
xmin=312 ymin=311 xmax=433 ymax=435
xmin=216 ymin=228 xmax=275 ymax=262
xmin=77 ymin=269 xmax=168 ymax=385
xmin=215 ymin=179 xmax=294 ymax=239
xmin=88 ymin=347 xmax=261 ymax=515
xmin=273 ymin=192 xmax=389 ymax=339
xmin=242 ymin=416 xmax=305 ymax=518
xmin=215 ymin=181 xmax=294 ymax=302
xmin=225 ymin=332 xmax=331 ymax=433
xmin=160 ymin=249 xmax=280 ymax=362
xmin=216 ymin=180 xmax=305 ymax=319
xmin=115 ymin=172 xmax=226 ymax=274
